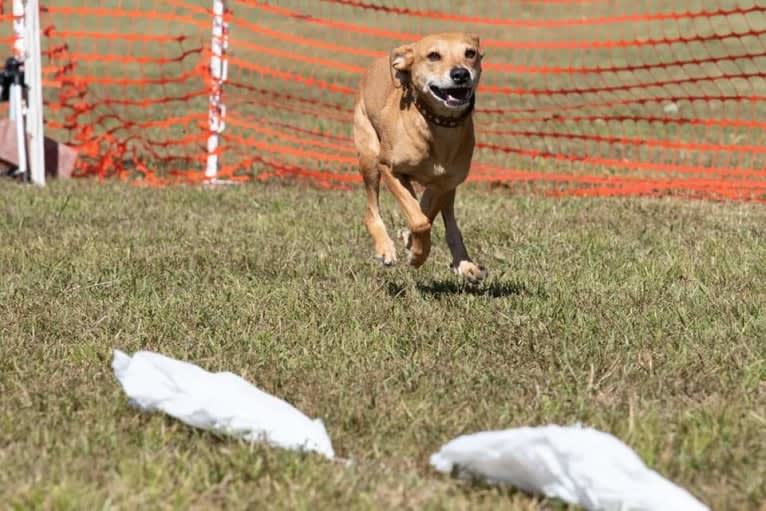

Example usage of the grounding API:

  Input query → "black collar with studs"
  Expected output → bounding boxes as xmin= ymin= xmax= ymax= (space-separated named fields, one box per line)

xmin=414 ymin=93 xmax=475 ymax=128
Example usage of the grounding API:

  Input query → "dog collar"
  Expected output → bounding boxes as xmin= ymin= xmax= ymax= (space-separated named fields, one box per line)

xmin=414 ymin=94 xmax=475 ymax=128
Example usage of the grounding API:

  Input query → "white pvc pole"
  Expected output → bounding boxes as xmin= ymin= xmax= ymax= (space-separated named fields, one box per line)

xmin=25 ymin=0 xmax=45 ymax=186
xmin=10 ymin=0 xmax=26 ymax=177
xmin=11 ymin=83 xmax=26 ymax=176
xmin=10 ymin=0 xmax=24 ymax=123
xmin=205 ymin=0 xmax=229 ymax=181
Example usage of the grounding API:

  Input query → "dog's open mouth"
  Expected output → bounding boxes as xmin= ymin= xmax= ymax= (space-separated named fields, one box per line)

xmin=428 ymin=85 xmax=473 ymax=107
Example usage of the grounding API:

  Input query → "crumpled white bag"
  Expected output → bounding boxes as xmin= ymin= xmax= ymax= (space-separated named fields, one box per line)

xmin=430 ymin=425 xmax=708 ymax=511
xmin=112 ymin=350 xmax=335 ymax=459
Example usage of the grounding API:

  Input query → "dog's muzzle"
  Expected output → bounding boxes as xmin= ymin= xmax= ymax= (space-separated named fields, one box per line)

xmin=428 ymin=83 xmax=475 ymax=108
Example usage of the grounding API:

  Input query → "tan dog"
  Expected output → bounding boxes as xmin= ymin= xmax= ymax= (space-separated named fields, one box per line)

xmin=353 ymin=32 xmax=487 ymax=283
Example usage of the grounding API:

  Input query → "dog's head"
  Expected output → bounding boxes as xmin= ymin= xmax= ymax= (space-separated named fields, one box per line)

xmin=390 ymin=32 xmax=482 ymax=113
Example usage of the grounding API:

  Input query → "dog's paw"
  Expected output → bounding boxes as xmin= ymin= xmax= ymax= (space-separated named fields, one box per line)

xmin=451 ymin=260 xmax=487 ymax=284
xmin=374 ymin=254 xmax=397 ymax=266
xmin=373 ymin=241 xmax=397 ymax=266
xmin=402 ymin=229 xmax=431 ymax=268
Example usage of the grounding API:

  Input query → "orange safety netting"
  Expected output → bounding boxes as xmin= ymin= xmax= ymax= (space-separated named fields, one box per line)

xmin=3 ymin=0 xmax=766 ymax=200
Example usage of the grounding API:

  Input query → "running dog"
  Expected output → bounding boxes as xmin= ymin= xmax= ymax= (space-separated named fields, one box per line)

xmin=353 ymin=32 xmax=486 ymax=283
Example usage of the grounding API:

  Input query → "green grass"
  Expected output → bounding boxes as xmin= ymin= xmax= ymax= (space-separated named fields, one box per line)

xmin=1 ymin=180 xmax=765 ymax=510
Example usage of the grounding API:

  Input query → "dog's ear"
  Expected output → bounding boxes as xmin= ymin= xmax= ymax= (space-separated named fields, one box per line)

xmin=466 ymin=33 xmax=484 ymax=59
xmin=391 ymin=44 xmax=414 ymax=71
xmin=390 ymin=44 xmax=414 ymax=88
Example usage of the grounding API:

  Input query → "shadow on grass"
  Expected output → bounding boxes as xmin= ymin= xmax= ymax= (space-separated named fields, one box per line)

xmin=386 ymin=280 xmax=409 ymax=298
xmin=417 ymin=278 xmax=529 ymax=298
xmin=453 ymin=477 xmax=552 ymax=507
xmin=385 ymin=278 xmax=531 ymax=298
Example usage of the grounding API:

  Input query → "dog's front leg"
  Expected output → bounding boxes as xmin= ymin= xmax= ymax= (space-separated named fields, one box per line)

xmin=399 ymin=187 xmax=453 ymax=269
xmin=441 ymin=189 xmax=487 ymax=284
xmin=377 ymin=162 xmax=432 ymax=267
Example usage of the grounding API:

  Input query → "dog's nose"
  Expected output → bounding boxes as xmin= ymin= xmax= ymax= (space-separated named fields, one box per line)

xmin=450 ymin=67 xmax=471 ymax=84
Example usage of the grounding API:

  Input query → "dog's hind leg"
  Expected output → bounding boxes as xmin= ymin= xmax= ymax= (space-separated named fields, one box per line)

xmin=441 ymin=189 xmax=487 ymax=284
xmin=353 ymin=102 xmax=397 ymax=266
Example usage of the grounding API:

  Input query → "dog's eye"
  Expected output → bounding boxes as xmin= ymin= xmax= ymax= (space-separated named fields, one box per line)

xmin=465 ymin=49 xmax=477 ymax=59
xmin=427 ymin=51 xmax=441 ymax=62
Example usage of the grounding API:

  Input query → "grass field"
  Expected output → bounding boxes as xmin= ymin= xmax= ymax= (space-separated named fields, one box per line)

xmin=1 ymin=180 xmax=765 ymax=510
xmin=1 ymin=1 xmax=765 ymax=509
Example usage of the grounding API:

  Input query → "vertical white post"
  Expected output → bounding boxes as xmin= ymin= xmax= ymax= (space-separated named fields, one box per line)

xmin=10 ymin=0 xmax=27 ymax=177
xmin=11 ymin=83 xmax=26 ymax=176
xmin=205 ymin=0 xmax=228 ymax=181
xmin=24 ymin=0 xmax=45 ymax=185
xmin=10 ymin=0 xmax=24 ymax=123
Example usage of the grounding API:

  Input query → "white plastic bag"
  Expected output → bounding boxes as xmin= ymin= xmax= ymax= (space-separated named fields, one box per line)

xmin=112 ymin=350 xmax=335 ymax=459
xmin=430 ymin=425 xmax=708 ymax=511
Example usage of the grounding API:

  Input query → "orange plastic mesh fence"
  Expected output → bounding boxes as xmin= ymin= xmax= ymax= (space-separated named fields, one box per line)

xmin=3 ymin=0 xmax=766 ymax=200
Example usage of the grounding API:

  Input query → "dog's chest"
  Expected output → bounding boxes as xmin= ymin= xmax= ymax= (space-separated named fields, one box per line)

xmin=418 ymin=158 xmax=449 ymax=180
xmin=386 ymin=118 xmax=474 ymax=186
xmin=431 ymin=161 xmax=448 ymax=177
xmin=392 ymin=149 xmax=469 ymax=187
